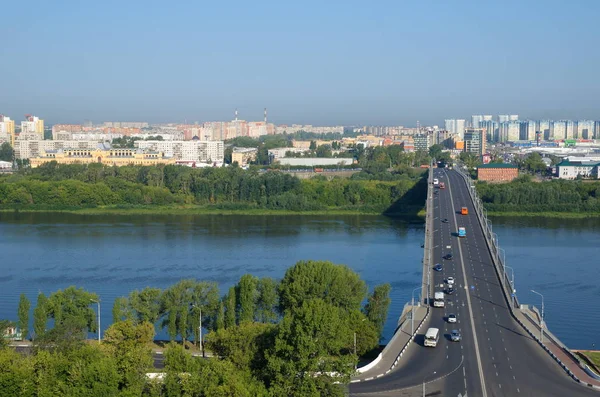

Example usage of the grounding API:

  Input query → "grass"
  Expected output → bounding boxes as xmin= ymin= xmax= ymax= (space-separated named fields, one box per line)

xmin=0 ymin=205 xmax=424 ymax=217
xmin=583 ymin=351 xmax=600 ymax=369
xmin=486 ymin=211 xmax=600 ymax=219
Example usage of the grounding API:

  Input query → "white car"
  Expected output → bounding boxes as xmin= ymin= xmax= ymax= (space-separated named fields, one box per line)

xmin=447 ymin=277 xmax=455 ymax=285
xmin=447 ymin=314 xmax=457 ymax=323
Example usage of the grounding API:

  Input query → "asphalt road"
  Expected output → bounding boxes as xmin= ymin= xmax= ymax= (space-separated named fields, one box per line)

xmin=350 ymin=168 xmax=597 ymax=397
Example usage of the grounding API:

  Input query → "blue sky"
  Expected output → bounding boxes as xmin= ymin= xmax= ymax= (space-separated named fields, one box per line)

xmin=2 ymin=0 xmax=599 ymax=125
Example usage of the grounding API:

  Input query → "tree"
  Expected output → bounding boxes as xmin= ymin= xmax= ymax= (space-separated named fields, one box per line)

xmin=102 ymin=320 xmax=154 ymax=392
xmin=309 ymin=140 xmax=317 ymax=150
xmin=0 ymin=142 xmax=13 ymax=162
xmin=46 ymin=286 xmax=99 ymax=334
xmin=363 ymin=283 xmax=391 ymax=340
xmin=428 ymin=144 xmax=443 ymax=160
xmin=237 ymin=274 xmax=258 ymax=324
xmin=112 ymin=296 xmax=131 ymax=323
xmin=17 ymin=294 xmax=30 ymax=340
xmin=129 ymin=287 xmax=162 ymax=325
xmin=266 ymin=299 xmax=353 ymax=395
xmin=225 ymin=287 xmax=237 ymax=328
xmin=216 ymin=301 xmax=225 ymax=331
xmin=256 ymin=277 xmax=278 ymax=323
xmin=278 ymin=260 xmax=367 ymax=313
xmin=33 ymin=293 xmax=48 ymax=339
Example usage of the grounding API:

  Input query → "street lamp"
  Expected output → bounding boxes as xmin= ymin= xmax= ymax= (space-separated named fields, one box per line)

xmin=423 ymin=371 xmax=437 ymax=397
xmin=412 ymin=286 xmax=424 ymax=336
xmin=531 ymin=290 xmax=545 ymax=344
xmin=505 ymin=265 xmax=516 ymax=307
xmin=90 ymin=299 xmax=100 ymax=342
xmin=192 ymin=304 xmax=203 ymax=357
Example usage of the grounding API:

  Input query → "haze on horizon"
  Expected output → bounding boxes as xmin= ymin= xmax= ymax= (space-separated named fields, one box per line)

xmin=2 ymin=0 xmax=599 ymax=126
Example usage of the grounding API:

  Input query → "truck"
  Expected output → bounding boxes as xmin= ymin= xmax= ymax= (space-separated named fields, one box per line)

xmin=461 ymin=207 xmax=468 ymax=215
xmin=424 ymin=327 xmax=440 ymax=347
xmin=458 ymin=227 xmax=466 ymax=238
xmin=433 ymin=291 xmax=445 ymax=307
xmin=439 ymin=182 xmax=445 ymax=189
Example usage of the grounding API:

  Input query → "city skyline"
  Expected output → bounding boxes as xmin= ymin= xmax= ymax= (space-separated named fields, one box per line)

xmin=2 ymin=0 xmax=600 ymax=125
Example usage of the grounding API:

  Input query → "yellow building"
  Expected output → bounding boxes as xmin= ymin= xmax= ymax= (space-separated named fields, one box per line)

xmin=29 ymin=148 xmax=176 ymax=168
xmin=231 ymin=147 xmax=257 ymax=166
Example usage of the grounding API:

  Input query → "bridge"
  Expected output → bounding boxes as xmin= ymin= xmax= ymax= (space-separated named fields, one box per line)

xmin=350 ymin=166 xmax=600 ymax=396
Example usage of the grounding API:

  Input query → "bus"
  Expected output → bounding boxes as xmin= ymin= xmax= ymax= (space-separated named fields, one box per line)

xmin=424 ymin=328 xmax=440 ymax=347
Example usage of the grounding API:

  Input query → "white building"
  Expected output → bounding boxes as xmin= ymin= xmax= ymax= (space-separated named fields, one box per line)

xmin=538 ymin=120 xmax=551 ymax=140
xmin=525 ymin=120 xmax=537 ymax=141
xmin=499 ymin=121 xmax=520 ymax=142
xmin=14 ymin=138 xmax=100 ymax=159
xmin=552 ymin=121 xmax=567 ymax=140
xmin=565 ymin=120 xmax=575 ymax=139
xmin=21 ymin=115 xmax=44 ymax=138
xmin=444 ymin=119 xmax=466 ymax=139
xmin=277 ymin=158 xmax=354 ymax=167
xmin=556 ymin=159 xmax=600 ymax=179
xmin=135 ymin=140 xmax=224 ymax=163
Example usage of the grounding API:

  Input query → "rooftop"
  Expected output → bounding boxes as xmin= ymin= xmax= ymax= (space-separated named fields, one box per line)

xmin=477 ymin=163 xmax=519 ymax=169
xmin=556 ymin=160 xmax=600 ymax=167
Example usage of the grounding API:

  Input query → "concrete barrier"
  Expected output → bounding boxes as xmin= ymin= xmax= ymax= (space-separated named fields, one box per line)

xmin=356 ymin=353 xmax=383 ymax=374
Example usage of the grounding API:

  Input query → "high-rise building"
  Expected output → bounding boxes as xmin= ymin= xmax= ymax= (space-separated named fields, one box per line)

xmin=482 ymin=115 xmax=493 ymax=121
xmin=463 ymin=128 xmax=486 ymax=156
xmin=413 ymin=134 xmax=431 ymax=151
xmin=21 ymin=115 xmax=44 ymax=138
xmin=577 ymin=120 xmax=595 ymax=139
xmin=565 ymin=120 xmax=575 ymax=139
xmin=444 ymin=119 xmax=466 ymax=139
xmin=525 ymin=120 xmax=537 ymax=141
xmin=538 ymin=121 xmax=551 ymax=140
xmin=0 ymin=115 xmax=16 ymax=146
xmin=499 ymin=121 xmax=520 ymax=142
xmin=480 ymin=120 xmax=499 ymax=142
xmin=552 ymin=121 xmax=567 ymax=140
xmin=509 ymin=115 xmax=519 ymax=121
xmin=498 ymin=115 xmax=510 ymax=123
xmin=471 ymin=115 xmax=483 ymax=128
xmin=135 ymin=140 xmax=224 ymax=163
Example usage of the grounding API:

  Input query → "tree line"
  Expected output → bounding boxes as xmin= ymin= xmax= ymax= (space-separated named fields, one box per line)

xmin=0 ymin=162 xmax=427 ymax=213
xmin=1 ymin=261 xmax=391 ymax=396
xmin=477 ymin=178 xmax=600 ymax=213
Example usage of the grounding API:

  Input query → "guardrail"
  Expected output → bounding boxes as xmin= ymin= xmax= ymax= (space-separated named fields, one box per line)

xmin=454 ymin=165 xmax=600 ymax=390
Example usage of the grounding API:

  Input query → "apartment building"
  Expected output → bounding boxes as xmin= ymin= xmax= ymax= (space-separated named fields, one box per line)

xmin=135 ymin=140 xmax=224 ymax=163
xmin=14 ymin=137 xmax=99 ymax=159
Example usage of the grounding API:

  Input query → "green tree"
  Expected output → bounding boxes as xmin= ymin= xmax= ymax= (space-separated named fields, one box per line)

xmin=46 ymin=286 xmax=99 ymax=334
xmin=428 ymin=144 xmax=443 ymax=160
xmin=363 ymin=283 xmax=391 ymax=340
xmin=225 ymin=286 xmax=236 ymax=328
xmin=33 ymin=292 xmax=48 ymax=339
xmin=129 ymin=287 xmax=162 ymax=325
xmin=0 ymin=142 xmax=13 ymax=162
xmin=237 ymin=274 xmax=258 ymax=324
xmin=102 ymin=320 xmax=154 ymax=392
xmin=112 ymin=296 xmax=131 ymax=323
xmin=256 ymin=277 xmax=278 ymax=323
xmin=216 ymin=301 xmax=225 ymax=331
xmin=278 ymin=260 xmax=367 ymax=313
xmin=309 ymin=140 xmax=317 ymax=150
xmin=17 ymin=293 xmax=30 ymax=340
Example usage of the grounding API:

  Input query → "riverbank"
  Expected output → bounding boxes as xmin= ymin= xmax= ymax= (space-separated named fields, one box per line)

xmin=0 ymin=205 xmax=426 ymax=218
xmin=487 ymin=210 xmax=600 ymax=219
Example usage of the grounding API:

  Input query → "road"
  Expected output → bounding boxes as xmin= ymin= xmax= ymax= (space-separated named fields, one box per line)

xmin=350 ymin=167 xmax=597 ymax=396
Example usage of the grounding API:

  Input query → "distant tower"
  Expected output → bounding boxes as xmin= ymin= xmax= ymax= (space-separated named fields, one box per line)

xmin=235 ymin=108 xmax=238 ymax=122
xmin=264 ymin=108 xmax=268 ymax=124
xmin=417 ymin=120 xmax=421 ymax=131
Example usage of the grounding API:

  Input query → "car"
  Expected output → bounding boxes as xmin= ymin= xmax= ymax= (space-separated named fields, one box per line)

xmin=447 ymin=314 xmax=457 ymax=323
xmin=441 ymin=218 xmax=448 ymax=223
xmin=447 ymin=276 xmax=455 ymax=285
xmin=443 ymin=253 xmax=453 ymax=260
xmin=450 ymin=330 xmax=461 ymax=342
xmin=447 ymin=286 xmax=455 ymax=295
xmin=433 ymin=264 xmax=443 ymax=272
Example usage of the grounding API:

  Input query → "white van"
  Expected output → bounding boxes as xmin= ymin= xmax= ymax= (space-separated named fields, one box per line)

xmin=433 ymin=178 xmax=439 ymax=186
xmin=424 ymin=327 xmax=440 ymax=347
xmin=433 ymin=291 xmax=445 ymax=307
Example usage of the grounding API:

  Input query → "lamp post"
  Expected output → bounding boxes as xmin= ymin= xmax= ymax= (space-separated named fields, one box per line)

xmin=505 ymin=265 xmax=516 ymax=307
xmin=412 ymin=286 xmax=424 ymax=336
xmin=90 ymin=299 xmax=100 ymax=342
xmin=192 ymin=304 xmax=203 ymax=357
xmin=423 ymin=371 xmax=436 ymax=397
xmin=531 ymin=290 xmax=544 ymax=344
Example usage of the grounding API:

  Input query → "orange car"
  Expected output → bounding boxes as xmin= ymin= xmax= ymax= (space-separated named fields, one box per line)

xmin=461 ymin=207 xmax=468 ymax=215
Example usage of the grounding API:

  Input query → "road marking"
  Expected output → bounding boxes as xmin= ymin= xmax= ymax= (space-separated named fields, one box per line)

xmin=447 ymin=174 xmax=487 ymax=397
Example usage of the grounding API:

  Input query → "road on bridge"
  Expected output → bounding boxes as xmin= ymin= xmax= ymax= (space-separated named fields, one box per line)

xmin=350 ymin=168 xmax=597 ymax=397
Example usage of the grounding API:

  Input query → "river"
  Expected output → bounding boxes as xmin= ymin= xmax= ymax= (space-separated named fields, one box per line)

xmin=0 ymin=212 xmax=597 ymax=348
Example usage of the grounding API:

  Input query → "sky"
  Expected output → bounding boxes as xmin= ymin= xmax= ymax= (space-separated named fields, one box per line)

xmin=2 ymin=0 xmax=600 ymax=126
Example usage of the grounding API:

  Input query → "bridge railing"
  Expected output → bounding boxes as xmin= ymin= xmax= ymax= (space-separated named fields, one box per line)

xmin=420 ymin=164 xmax=434 ymax=306
xmin=454 ymin=165 xmax=519 ymax=310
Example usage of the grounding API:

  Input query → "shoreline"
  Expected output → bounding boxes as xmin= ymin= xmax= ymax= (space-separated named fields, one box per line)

xmin=0 ymin=206 xmax=426 ymax=218
xmin=487 ymin=211 xmax=600 ymax=219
